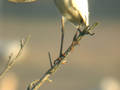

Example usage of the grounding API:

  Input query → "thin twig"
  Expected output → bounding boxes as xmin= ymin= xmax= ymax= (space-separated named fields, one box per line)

xmin=27 ymin=23 xmax=98 ymax=90
xmin=0 ymin=35 xmax=31 ymax=79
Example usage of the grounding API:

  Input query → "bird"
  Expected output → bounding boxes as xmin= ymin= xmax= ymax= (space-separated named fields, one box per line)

xmin=54 ymin=0 xmax=89 ymax=28
xmin=53 ymin=0 xmax=89 ymax=57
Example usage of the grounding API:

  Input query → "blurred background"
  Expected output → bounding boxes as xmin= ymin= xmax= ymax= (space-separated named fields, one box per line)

xmin=0 ymin=0 xmax=120 ymax=90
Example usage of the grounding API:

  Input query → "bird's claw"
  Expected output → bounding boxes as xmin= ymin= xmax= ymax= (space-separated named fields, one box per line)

xmin=86 ymin=31 xmax=95 ymax=36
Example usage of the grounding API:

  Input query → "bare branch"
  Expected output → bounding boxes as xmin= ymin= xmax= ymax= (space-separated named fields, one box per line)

xmin=0 ymin=35 xmax=31 ymax=79
xmin=27 ymin=23 xmax=98 ymax=90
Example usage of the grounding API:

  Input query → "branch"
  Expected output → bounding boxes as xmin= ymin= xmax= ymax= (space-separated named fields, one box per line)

xmin=0 ymin=35 xmax=31 ymax=79
xmin=27 ymin=23 xmax=98 ymax=90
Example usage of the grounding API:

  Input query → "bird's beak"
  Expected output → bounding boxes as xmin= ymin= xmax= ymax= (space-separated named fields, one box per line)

xmin=8 ymin=0 xmax=37 ymax=3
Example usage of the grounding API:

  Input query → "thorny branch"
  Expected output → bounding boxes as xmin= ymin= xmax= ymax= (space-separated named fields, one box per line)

xmin=27 ymin=23 xmax=98 ymax=90
xmin=0 ymin=35 xmax=30 ymax=79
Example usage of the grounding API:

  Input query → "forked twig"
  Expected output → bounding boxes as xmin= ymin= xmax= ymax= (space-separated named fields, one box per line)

xmin=27 ymin=23 xmax=98 ymax=90
xmin=0 ymin=35 xmax=31 ymax=79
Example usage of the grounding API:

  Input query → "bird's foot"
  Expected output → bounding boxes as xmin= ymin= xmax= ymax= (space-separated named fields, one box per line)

xmin=84 ymin=22 xmax=98 ymax=36
xmin=77 ymin=26 xmax=95 ymax=36
xmin=85 ymin=31 xmax=95 ymax=36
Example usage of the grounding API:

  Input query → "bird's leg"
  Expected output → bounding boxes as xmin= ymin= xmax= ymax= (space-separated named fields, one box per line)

xmin=59 ymin=17 xmax=67 ymax=64
xmin=48 ymin=52 xmax=53 ymax=68
xmin=71 ymin=27 xmax=81 ymax=51
xmin=59 ymin=16 xmax=65 ymax=57
xmin=54 ymin=17 xmax=66 ymax=65
xmin=75 ymin=25 xmax=84 ymax=37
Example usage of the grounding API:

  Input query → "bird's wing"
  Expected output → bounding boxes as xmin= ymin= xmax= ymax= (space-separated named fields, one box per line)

xmin=72 ymin=0 xmax=89 ymax=26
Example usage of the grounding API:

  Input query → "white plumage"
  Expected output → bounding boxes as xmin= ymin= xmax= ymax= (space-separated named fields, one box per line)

xmin=54 ymin=0 xmax=89 ymax=26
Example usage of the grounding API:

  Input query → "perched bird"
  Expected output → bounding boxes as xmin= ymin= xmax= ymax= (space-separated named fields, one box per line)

xmin=54 ymin=0 xmax=89 ymax=28
xmin=54 ymin=0 xmax=90 ymax=57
